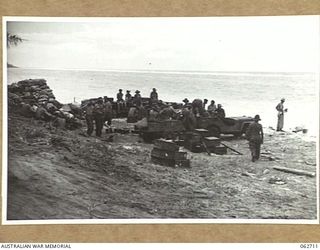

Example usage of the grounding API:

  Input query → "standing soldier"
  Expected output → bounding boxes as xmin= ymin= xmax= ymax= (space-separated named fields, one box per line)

xmin=276 ymin=98 xmax=288 ymax=131
xmin=116 ymin=89 xmax=124 ymax=114
xmin=93 ymin=97 xmax=105 ymax=137
xmin=246 ymin=114 xmax=264 ymax=162
xmin=181 ymin=104 xmax=197 ymax=131
xmin=103 ymin=96 xmax=113 ymax=132
xmin=84 ymin=101 xmax=94 ymax=136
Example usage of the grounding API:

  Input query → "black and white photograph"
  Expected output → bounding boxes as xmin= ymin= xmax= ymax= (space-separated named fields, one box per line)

xmin=3 ymin=16 xmax=319 ymax=223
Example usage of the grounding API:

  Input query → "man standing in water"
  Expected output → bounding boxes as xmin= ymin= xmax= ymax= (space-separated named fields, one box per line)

xmin=246 ymin=115 xmax=264 ymax=162
xmin=276 ymin=98 xmax=288 ymax=131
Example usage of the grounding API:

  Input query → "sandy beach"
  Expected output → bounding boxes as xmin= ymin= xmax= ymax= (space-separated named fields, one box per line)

xmin=7 ymin=109 xmax=317 ymax=220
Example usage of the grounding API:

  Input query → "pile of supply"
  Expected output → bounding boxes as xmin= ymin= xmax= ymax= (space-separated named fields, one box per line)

xmin=151 ymin=139 xmax=190 ymax=167
xmin=184 ymin=129 xmax=227 ymax=154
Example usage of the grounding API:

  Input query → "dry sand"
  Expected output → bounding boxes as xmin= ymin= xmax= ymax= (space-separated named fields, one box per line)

xmin=7 ymin=112 xmax=317 ymax=221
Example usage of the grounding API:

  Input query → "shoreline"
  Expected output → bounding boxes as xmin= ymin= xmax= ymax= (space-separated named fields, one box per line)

xmin=5 ymin=78 xmax=317 ymax=221
xmin=7 ymin=69 xmax=317 ymax=137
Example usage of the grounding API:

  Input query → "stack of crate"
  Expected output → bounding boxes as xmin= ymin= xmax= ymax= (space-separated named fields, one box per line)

xmin=184 ymin=129 xmax=210 ymax=152
xmin=183 ymin=132 xmax=202 ymax=152
xmin=151 ymin=139 xmax=190 ymax=167
xmin=184 ymin=129 xmax=227 ymax=155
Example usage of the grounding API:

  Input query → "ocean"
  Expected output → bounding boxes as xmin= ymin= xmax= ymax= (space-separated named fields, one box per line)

xmin=7 ymin=68 xmax=318 ymax=138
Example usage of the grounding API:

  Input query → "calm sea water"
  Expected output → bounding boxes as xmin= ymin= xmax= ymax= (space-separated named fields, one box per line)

xmin=7 ymin=68 xmax=318 ymax=137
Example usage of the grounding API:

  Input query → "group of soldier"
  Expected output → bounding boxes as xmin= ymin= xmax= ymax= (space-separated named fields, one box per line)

xmin=83 ymin=86 xmax=230 ymax=137
xmin=83 ymin=88 xmax=159 ymax=136
xmin=83 ymin=96 xmax=113 ymax=137
xmin=83 ymin=88 xmax=287 ymax=164
xmin=181 ymin=98 xmax=226 ymax=118
xmin=116 ymin=88 xmax=144 ymax=107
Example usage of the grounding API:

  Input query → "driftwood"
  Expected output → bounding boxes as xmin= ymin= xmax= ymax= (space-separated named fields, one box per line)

xmin=305 ymin=161 xmax=316 ymax=166
xmin=273 ymin=166 xmax=315 ymax=177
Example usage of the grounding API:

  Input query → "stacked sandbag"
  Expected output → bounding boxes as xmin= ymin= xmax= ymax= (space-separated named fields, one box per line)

xmin=7 ymin=79 xmax=82 ymax=130
xmin=8 ymin=79 xmax=60 ymax=107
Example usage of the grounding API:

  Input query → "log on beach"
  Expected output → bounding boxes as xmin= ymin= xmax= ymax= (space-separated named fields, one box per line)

xmin=273 ymin=166 xmax=316 ymax=177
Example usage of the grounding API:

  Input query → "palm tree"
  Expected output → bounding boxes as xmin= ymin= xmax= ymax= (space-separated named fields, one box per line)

xmin=7 ymin=32 xmax=24 ymax=48
xmin=7 ymin=32 xmax=25 ymax=68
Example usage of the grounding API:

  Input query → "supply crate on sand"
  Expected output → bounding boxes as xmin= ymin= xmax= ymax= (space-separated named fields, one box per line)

xmin=151 ymin=157 xmax=190 ymax=168
xmin=154 ymin=139 xmax=180 ymax=152
xmin=203 ymin=136 xmax=221 ymax=147
xmin=151 ymin=139 xmax=190 ymax=167
xmin=183 ymin=132 xmax=228 ymax=155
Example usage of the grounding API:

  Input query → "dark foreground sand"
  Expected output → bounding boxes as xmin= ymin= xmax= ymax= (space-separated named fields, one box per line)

xmin=7 ymin=111 xmax=317 ymax=221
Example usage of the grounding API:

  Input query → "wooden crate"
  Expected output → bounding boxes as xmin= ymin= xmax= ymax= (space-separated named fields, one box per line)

xmin=154 ymin=139 xmax=179 ymax=152
xmin=151 ymin=156 xmax=190 ymax=168
xmin=203 ymin=136 xmax=221 ymax=147
xmin=151 ymin=148 xmax=187 ymax=161
xmin=184 ymin=132 xmax=201 ymax=144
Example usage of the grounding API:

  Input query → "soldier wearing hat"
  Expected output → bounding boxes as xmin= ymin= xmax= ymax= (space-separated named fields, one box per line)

xmin=116 ymin=89 xmax=124 ymax=102
xmin=246 ymin=114 xmax=264 ymax=162
xmin=276 ymin=98 xmax=288 ymax=131
xmin=133 ymin=90 xmax=142 ymax=107
xmin=116 ymin=89 xmax=124 ymax=114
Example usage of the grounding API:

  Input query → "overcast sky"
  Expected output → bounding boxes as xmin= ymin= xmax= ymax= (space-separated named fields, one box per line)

xmin=6 ymin=16 xmax=319 ymax=72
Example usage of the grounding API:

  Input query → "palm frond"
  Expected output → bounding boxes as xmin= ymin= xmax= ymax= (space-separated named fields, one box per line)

xmin=7 ymin=33 xmax=24 ymax=47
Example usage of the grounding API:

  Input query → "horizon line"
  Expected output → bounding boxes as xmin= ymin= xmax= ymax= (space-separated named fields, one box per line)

xmin=7 ymin=66 xmax=315 ymax=75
